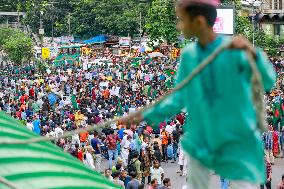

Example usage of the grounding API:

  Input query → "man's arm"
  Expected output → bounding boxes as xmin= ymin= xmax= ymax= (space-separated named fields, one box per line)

xmin=231 ymin=36 xmax=276 ymax=92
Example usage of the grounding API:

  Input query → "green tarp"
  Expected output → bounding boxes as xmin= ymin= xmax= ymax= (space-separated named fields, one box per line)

xmin=0 ymin=111 xmax=120 ymax=189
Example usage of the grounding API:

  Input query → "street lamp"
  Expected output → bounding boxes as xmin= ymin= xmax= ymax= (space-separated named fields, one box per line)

xmin=242 ymin=0 xmax=262 ymax=46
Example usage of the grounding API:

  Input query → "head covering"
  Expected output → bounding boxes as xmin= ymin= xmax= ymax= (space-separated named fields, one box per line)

xmin=177 ymin=0 xmax=220 ymax=8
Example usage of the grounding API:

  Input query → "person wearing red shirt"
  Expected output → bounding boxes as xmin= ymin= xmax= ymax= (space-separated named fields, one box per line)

xmin=20 ymin=94 xmax=28 ymax=104
xmin=79 ymin=131 xmax=89 ymax=145
xmin=29 ymin=87 xmax=35 ymax=97
xmin=176 ymin=113 xmax=185 ymax=125
xmin=105 ymin=129 xmax=120 ymax=169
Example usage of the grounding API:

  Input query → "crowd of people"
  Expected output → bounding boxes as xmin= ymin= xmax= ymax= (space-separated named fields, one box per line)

xmin=0 ymin=48 xmax=284 ymax=188
xmin=258 ymin=57 xmax=284 ymax=189
xmin=0 ymin=50 xmax=187 ymax=188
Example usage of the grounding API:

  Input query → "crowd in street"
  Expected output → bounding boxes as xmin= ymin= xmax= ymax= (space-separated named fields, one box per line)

xmin=0 ymin=50 xmax=284 ymax=189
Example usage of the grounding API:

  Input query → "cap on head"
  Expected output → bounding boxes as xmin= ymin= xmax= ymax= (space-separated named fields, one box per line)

xmin=177 ymin=0 xmax=220 ymax=8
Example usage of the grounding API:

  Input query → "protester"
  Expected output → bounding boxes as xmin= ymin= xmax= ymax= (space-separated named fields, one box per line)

xmin=91 ymin=130 xmax=102 ymax=172
xmin=120 ymin=170 xmax=131 ymax=189
xmin=106 ymin=129 xmax=120 ymax=169
xmin=113 ymin=171 xmax=125 ymax=187
xmin=148 ymin=179 xmax=158 ymax=189
xmin=126 ymin=171 xmax=140 ymax=189
xmin=128 ymin=151 xmax=142 ymax=181
xmin=158 ymin=178 xmax=171 ymax=189
xmin=276 ymin=174 xmax=284 ymax=189
xmin=262 ymin=126 xmax=275 ymax=164
xmin=104 ymin=169 xmax=113 ymax=181
xmin=260 ymin=156 xmax=272 ymax=189
xmin=150 ymin=161 xmax=164 ymax=186
xmin=177 ymin=143 xmax=187 ymax=177
xmin=84 ymin=146 xmax=95 ymax=170
xmin=220 ymin=177 xmax=230 ymax=189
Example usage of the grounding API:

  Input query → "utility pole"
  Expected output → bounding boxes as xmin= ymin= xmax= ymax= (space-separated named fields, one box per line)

xmin=39 ymin=11 xmax=44 ymax=47
xmin=51 ymin=3 xmax=54 ymax=42
xmin=68 ymin=12 xmax=71 ymax=36
xmin=252 ymin=1 xmax=255 ymax=47
xmin=139 ymin=12 xmax=142 ymax=45
xmin=17 ymin=11 xmax=20 ymax=28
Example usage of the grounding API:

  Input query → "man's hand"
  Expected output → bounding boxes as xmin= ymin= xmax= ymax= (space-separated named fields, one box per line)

xmin=229 ymin=36 xmax=257 ymax=59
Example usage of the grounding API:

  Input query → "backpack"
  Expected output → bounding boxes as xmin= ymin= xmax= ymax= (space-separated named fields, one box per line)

xmin=127 ymin=159 xmax=137 ymax=173
xmin=167 ymin=144 xmax=174 ymax=159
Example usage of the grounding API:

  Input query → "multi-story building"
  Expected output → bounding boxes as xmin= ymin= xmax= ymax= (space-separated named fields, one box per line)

xmin=259 ymin=0 xmax=284 ymax=36
xmin=241 ymin=0 xmax=284 ymax=36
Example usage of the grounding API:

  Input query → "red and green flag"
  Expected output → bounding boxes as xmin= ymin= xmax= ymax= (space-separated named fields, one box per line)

xmin=165 ymin=69 xmax=176 ymax=77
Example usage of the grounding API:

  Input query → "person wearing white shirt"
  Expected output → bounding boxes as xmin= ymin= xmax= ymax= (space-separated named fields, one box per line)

xmin=71 ymin=134 xmax=80 ymax=147
xmin=54 ymin=125 xmax=64 ymax=139
xmin=132 ymin=82 xmax=139 ymax=92
xmin=46 ymin=130 xmax=55 ymax=138
xmin=85 ymin=147 xmax=95 ymax=170
xmin=121 ymin=135 xmax=131 ymax=167
xmin=165 ymin=123 xmax=173 ymax=134
xmin=150 ymin=161 xmax=165 ymax=185
xmin=26 ymin=121 xmax=34 ymax=131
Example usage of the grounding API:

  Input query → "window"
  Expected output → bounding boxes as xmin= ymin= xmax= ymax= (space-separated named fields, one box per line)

xmin=280 ymin=0 xmax=282 ymax=9
xmin=274 ymin=0 xmax=278 ymax=9
xmin=274 ymin=24 xmax=281 ymax=35
xmin=280 ymin=25 xmax=284 ymax=36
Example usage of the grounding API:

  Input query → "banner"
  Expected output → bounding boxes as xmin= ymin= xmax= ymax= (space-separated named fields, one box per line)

xmin=213 ymin=8 xmax=234 ymax=35
xmin=41 ymin=47 xmax=50 ymax=59
xmin=119 ymin=37 xmax=131 ymax=46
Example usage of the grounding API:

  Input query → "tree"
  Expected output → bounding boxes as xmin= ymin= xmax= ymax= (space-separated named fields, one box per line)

xmin=145 ymin=0 xmax=178 ymax=44
xmin=0 ymin=28 xmax=33 ymax=65
xmin=71 ymin=0 xmax=148 ymax=38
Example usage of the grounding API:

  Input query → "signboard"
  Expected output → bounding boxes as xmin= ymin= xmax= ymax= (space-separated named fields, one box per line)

xmin=213 ymin=8 xmax=235 ymax=35
xmin=119 ymin=37 xmax=131 ymax=46
xmin=41 ymin=47 xmax=50 ymax=59
xmin=39 ymin=29 xmax=44 ymax=35
xmin=53 ymin=36 xmax=74 ymax=44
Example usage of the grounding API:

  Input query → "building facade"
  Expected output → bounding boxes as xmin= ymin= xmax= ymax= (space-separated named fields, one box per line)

xmin=258 ymin=0 xmax=284 ymax=36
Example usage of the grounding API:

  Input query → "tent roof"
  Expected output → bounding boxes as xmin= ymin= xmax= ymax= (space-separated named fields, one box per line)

xmin=0 ymin=112 xmax=120 ymax=189
xmin=83 ymin=35 xmax=108 ymax=44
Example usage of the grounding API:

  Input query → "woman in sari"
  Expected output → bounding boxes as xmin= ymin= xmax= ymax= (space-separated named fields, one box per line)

xmin=273 ymin=128 xmax=280 ymax=157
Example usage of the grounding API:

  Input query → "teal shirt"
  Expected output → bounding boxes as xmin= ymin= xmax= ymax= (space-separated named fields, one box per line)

xmin=143 ymin=36 xmax=276 ymax=183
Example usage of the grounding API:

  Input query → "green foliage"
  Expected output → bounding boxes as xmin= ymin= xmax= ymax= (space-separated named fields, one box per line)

xmin=2 ymin=0 xmax=148 ymax=38
xmin=36 ymin=59 xmax=49 ymax=74
xmin=0 ymin=28 xmax=33 ymax=65
xmin=145 ymin=0 xmax=178 ymax=44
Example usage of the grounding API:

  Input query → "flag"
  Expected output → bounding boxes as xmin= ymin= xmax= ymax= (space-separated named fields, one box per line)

xmin=147 ymin=86 xmax=152 ymax=97
xmin=132 ymin=60 xmax=140 ymax=68
xmin=152 ymin=89 xmax=157 ymax=99
xmin=117 ymin=100 xmax=123 ymax=116
xmin=165 ymin=78 xmax=172 ymax=88
xmin=71 ymin=94 xmax=79 ymax=110
xmin=165 ymin=69 xmax=176 ymax=77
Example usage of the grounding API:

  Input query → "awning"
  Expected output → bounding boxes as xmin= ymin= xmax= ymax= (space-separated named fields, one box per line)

xmin=258 ymin=13 xmax=284 ymax=21
xmin=83 ymin=35 xmax=108 ymax=44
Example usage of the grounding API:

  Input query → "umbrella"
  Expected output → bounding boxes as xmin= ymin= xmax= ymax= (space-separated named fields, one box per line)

xmin=148 ymin=52 xmax=166 ymax=58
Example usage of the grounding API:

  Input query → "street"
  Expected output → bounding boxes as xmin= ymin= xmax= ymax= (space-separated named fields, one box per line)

xmin=102 ymin=157 xmax=284 ymax=188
